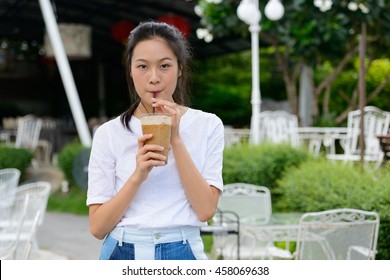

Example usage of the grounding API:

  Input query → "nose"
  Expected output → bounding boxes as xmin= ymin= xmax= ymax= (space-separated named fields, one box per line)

xmin=149 ymin=69 xmax=160 ymax=84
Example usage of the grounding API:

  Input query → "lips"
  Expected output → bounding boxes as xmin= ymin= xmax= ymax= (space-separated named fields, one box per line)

xmin=149 ymin=90 xmax=161 ymax=96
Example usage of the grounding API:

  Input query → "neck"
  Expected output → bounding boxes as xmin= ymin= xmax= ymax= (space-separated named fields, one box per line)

xmin=136 ymin=101 xmax=151 ymax=116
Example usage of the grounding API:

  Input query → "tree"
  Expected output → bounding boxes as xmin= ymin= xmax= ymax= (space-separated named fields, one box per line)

xmin=196 ymin=0 xmax=390 ymax=123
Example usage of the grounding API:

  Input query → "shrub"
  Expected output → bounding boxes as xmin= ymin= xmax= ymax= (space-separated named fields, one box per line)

xmin=57 ymin=141 xmax=90 ymax=190
xmin=275 ymin=160 xmax=390 ymax=259
xmin=0 ymin=144 xmax=33 ymax=175
xmin=223 ymin=143 xmax=311 ymax=191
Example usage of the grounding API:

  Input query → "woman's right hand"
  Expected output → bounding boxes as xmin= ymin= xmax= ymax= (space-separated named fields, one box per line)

xmin=134 ymin=134 xmax=167 ymax=182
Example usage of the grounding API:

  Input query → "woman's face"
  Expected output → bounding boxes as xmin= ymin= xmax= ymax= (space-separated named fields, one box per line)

xmin=131 ymin=38 xmax=180 ymax=106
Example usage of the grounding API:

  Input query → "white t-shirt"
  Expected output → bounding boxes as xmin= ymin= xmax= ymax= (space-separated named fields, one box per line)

xmin=86 ymin=108 xmax=224 ymax=229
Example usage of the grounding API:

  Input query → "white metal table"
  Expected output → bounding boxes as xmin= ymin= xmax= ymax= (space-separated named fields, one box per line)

xmin=200 ymin=210 xmax=241 ymax=259
xmin=297 ymin=127 xmax=349 ymax=157
xmin=241 ymin=212 xmax=303 ymax=255
xmin=224 ymin=127 xmax=251 ymax=147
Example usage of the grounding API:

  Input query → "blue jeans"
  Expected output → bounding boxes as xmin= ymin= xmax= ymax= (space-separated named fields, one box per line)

xmin=99 ymin=226 xmax=207 ymax=260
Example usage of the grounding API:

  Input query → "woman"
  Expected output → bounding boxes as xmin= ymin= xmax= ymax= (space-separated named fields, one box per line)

xmin=87 ymin=21 xmax=224 ymax=260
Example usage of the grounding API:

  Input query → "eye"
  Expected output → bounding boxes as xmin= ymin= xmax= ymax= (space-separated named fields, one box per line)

xmin=161 ymin=64 xmax=170 ymax=70
xmin=137 ymin=64 xmax=147 ymax=70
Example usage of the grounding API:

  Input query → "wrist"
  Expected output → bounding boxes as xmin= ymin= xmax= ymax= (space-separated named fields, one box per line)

xmin=127 ymin=172 xmax=143 ymax=189
xmin=170 ymin=136 xmax=183 ymax=148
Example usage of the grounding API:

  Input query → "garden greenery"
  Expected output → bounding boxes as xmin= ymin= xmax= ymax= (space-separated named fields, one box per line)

xmin=57 ymin=141 xmax=86 ymax=189
xmin=223 ymin=143 xmax=311 ymax=190
xmin=0 ymin=144 xmax=33 ymax=175
xmin=274 ymin=159 xmax=390 ymax=259
xmin=52 ymin=141 xmax=390 ymax=259
xmin=223 ymin=143 xmax=390 ymax=259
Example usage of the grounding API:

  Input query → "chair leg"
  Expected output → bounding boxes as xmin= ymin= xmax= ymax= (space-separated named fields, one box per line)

xmin=31 ymin=158 xmax=40 ymax=169
xmin=374 ymin=154 xmax=384 ymax=169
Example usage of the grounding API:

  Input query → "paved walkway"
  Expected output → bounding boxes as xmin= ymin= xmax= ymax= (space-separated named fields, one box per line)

xmin=33 ymin=212 xmax=102 ymax=260
xmin=22 ymin=164 xmax=102 ymax=260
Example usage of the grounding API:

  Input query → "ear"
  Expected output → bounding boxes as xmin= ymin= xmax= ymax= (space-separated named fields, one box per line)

xmin=178 ymin=64 xmax=183 ymax=77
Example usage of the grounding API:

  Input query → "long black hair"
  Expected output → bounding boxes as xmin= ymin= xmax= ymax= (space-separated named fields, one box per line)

xmin=120 ymin=21 xmax=192 ymax=131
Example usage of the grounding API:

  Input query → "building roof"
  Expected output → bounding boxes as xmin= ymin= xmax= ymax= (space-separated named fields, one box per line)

xmin=0 ymin=0 xmax=251 ymax=62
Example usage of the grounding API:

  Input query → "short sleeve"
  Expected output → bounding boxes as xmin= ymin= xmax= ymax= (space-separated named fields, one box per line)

xmin=86 ymin=123 xmax=117 ymax=206
xmin=202 ymin=115 xmax=224 ymax=192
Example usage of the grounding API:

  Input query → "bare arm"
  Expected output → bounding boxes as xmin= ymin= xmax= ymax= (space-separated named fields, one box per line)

xmin=152 ymin=98 xmax=222 ymax=222
xmin=171 ymin=137 xmax=220 ymax=222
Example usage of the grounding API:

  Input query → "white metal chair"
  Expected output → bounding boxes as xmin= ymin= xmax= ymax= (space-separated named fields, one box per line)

xmin=214 ymin=183 xmax=292 ymax=260
xmin=294 ymin=208 xmax=380 ymax=260
xmin=35 ymin=117 xmax=57 ymax=165
xmin=15 ymin=181 xmax=51 ymax=227
xmin=219 ymin=183 xmax=272 ymax=225
xmin=326 ymin=106 xmax=390 ymax=168
xmin=0 ymin=196 xmax=29 ymax=260
xmin=2 ymin=181 xmax=51 ymax=259
xmin=14 ymin=115 xmax=43 ymax=151
xmin=14 ymin=115 xmax=43 ymax=168
xmin=0 ymin=168 xmax=21 ymax=205
xmin=258 ymin=110 xmax=300 ymax=147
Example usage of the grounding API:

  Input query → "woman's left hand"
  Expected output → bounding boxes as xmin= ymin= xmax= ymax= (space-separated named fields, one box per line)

xmin=151 ymin=98 xmax=182 ymax=142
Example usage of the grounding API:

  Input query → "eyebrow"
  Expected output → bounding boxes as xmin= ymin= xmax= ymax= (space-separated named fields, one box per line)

xmin=134 ymin=57 xmax=174 ymax=63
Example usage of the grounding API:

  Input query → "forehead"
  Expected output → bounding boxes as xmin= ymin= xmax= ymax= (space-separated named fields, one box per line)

xmin=132 ymin=38 xmax=177 ymax=61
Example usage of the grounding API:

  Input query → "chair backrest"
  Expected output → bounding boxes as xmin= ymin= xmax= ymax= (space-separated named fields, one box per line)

xmin=15 ymin=181 xmax=51 ymax=226
xmin=218 ymin=183 xmax=272 ymax=225
xmin=0 ymin=168 xmax=21 ymax=205
xmin=345 ymin=106 xmax=390 ymax=156
xmin=295 ymin=208 xmax=380 ymax=260
xmin=9 ymin=182 xmax=51 ymax=259
xmin=15 ymin=115 xmax=43 ymax=150
xmin=0 ymin=195 xmax=29 ymax=260
xmin=259 ymin=110 xmax=300 ymax=147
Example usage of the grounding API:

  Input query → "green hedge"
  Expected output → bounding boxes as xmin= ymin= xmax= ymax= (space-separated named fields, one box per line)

xmin=275 ymin=160 xmax=390 ymax=259
xmin=47 ymin=143 xmax=91 ymax=215
xmin=57 ymin=141 xmax=90 ymax=190
xmin=223 ymin=143 xmax=311 ymax=190
xmin=0 ymin=144 xmax=33 ymax=175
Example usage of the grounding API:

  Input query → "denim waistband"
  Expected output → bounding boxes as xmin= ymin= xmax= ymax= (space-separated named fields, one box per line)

xmin=109 ymin=226 xmax=201 ymax=246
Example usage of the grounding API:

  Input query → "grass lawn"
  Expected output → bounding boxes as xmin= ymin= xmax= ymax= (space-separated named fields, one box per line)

xmin=47 ymin=187 xmax=88 ymax=215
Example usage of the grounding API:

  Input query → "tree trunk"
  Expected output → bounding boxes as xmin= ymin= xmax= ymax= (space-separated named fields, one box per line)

xmin=273 ymin=45 xmax=302 ymax=116
xmin=299 ymin=65 xmax=314 ymax=126
xmin=367 ymin=71 xmax=390 ymax=103
xmin=314 ymin=45 xmax=359 ymax=98
xmin=312 ymin=46 xmax=359 ymax=123
xmin=322 ymin=85 xmax=331 ymax=115
xmin=359 ymin=22 xmax=367 ymax=164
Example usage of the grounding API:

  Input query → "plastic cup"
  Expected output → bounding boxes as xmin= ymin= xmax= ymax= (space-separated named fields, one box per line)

xmin=140 ymin=113 xmax=172 ymax=164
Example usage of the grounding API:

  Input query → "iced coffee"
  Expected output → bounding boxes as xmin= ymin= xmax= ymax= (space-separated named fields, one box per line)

xmin=140 ymin=113 xmax=172 ymax=164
